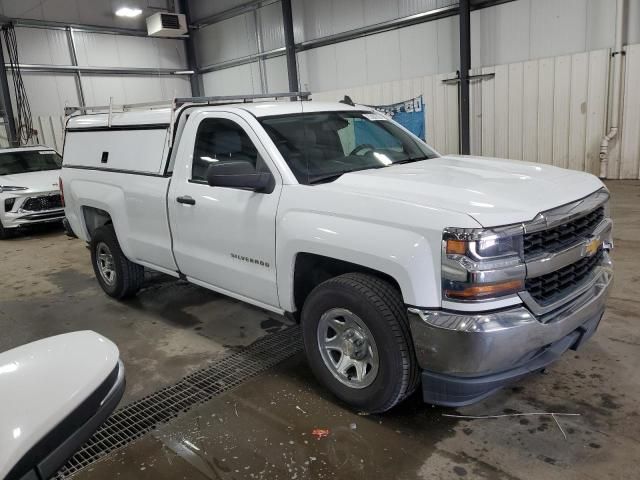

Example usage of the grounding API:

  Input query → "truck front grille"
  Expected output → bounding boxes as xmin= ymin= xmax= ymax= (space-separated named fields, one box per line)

xmin=22 ymin=194 xmax=62 ymax=212
xmin=525 ymin=248 xmax=603 ymax=306
xmin=524 ymin=207 xmax=604 ymax=258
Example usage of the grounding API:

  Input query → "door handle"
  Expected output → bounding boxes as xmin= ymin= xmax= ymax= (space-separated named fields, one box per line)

xmin=176 ymin=195 xmax=196 ymax=205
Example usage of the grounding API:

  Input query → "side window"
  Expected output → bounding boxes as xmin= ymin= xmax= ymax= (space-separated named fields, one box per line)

xmin=192 ymin=118 xmax=259 ymax=182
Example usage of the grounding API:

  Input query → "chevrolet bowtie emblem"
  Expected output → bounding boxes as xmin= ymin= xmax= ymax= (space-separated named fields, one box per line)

xmin=584 ymin=237 xmax=602 ymax=257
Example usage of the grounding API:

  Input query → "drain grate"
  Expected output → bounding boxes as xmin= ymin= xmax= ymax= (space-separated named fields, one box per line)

xmin=56 ymin=325 xmax=302 ymax=478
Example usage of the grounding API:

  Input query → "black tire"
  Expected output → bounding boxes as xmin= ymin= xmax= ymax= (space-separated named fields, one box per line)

xmin=90 ymin=225 xmax=144 ymax=299
xmin=301 ymin=272 xmax=420 ymax=413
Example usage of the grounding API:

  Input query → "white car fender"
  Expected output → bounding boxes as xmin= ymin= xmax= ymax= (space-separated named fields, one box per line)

xmin=0 ymin=331 xmax=120 ymax=480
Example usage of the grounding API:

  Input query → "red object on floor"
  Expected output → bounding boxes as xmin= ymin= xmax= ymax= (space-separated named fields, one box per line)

xmin=311 ymin=428 xmax=330 ymax=439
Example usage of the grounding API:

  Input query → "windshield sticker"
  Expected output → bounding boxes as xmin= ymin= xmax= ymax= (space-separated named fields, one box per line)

xmin=363 ymin=112 xmax=390 ymax=121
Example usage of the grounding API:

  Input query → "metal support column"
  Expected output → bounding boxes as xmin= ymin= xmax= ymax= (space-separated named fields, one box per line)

xmin=0 ymin=34 xmax=18 ymax=146
xmin=459 ymin=0 xmax=471 ymax=154
xmin=66 ymin=27 xmax=86 ymax=107
xmin=179 ymin=0 xmax=204 ymax=97
xmin=281 ymin=0 xmax=299 ymax=96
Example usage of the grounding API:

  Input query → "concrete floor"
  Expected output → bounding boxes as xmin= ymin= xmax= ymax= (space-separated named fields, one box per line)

xmin=1 ymin=180 xmax=639 ymax=479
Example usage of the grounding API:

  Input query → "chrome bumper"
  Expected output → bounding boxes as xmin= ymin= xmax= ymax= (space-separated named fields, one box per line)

xmin=408 ymin=261 xmax=613 ymax=377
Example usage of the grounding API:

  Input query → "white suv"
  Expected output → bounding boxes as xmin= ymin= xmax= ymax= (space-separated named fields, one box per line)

xmin=0 ymin=146 xmax=64 ymax=239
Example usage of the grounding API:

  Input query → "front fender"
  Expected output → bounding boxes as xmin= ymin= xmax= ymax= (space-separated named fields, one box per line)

xmin=277 ymin=211 xmax=441 ymax=311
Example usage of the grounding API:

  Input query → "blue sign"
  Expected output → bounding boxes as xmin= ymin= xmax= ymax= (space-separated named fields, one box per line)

xmin=368 ymin=96 xmax=425 ymax=140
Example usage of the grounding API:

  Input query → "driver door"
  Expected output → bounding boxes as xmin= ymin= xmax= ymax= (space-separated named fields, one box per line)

xmin=167 ymin=111 xmax=282 ymax=310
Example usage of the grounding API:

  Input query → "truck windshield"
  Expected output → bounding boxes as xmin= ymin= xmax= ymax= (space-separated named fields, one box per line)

xmin=259 ymin=111 xmax=438 ymax=184
xmin=0 ymin=150 xmax=62 ymax=175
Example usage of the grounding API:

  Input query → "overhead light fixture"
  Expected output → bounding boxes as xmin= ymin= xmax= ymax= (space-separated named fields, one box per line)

xmin=115 ymin=7 xmax=143 ymax=17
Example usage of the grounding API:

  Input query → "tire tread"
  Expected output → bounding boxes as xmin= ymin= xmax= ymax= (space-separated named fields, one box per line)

xmin=313 ymin=273 xmax=419 ymax=412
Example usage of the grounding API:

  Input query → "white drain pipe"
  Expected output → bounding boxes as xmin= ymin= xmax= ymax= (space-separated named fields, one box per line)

xmin=599 ymin=0 xmax=625 ymax=179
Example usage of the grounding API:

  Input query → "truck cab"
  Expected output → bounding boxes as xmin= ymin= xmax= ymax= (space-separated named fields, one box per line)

xmin=61 ymin=93 xmax=613 ymax=412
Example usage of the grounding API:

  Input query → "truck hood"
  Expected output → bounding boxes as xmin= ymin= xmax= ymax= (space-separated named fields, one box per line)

xmin=0 ymin=169 xmax=61 ymax=192
xmin=328 ymin=155 xmax=604 ymax=227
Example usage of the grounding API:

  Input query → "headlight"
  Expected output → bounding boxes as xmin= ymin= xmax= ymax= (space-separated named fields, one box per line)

xmin=442 ymin=226 xmax=526 ymax=302
xmin=0 ymin=185 xmax=28 ymax=193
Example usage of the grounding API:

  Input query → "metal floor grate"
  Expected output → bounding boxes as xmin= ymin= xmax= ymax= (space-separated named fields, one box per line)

xmin=56 ymin=325 xmax=302 ymax=479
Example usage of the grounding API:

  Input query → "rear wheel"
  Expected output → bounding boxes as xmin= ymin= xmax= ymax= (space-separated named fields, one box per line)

xmin=90 ymin=225 xmax=144 ymax=299
xmin=301 ymin=272 xmax=419 ymax=413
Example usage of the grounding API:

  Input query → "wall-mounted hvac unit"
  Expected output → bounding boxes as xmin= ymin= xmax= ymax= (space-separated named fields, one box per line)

xmin=146 ymin=12 xmax=187 ymax=37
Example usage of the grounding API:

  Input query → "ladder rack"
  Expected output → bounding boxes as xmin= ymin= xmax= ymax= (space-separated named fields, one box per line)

xmin=64 ymin=91 xmax=311 ymax=117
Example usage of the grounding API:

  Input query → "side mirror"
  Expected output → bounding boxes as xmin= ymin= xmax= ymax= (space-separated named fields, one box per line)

xmin=1 ymin=331 xmax=125 ymax=480
xmin=206 ymin=161 xmax=274 ymax=193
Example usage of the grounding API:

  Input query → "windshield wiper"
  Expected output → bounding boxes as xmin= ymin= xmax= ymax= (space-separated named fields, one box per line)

xmin=307 ymin=172 xmax=348 ymax=185
xmin=307 ymin=166 xmax=383 ymax=185
xmin=392 ymin=156 xmax=429 ymax=165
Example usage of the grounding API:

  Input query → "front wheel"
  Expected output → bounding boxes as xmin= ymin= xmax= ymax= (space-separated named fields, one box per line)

xmin=301 ymin=273 xmax=419 ymax=413
xmin=90 ymin=225 xmax=144 ymax=299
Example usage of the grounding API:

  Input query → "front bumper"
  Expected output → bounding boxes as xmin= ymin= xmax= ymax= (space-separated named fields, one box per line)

xmin=408 ymin=263 xmax=613 ymax=406
xmin=1 ymin=209 xmax=65 ymax=228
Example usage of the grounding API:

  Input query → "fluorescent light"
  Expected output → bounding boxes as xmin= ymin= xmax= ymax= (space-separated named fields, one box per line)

xmin=115 ymin=7 xmax=143 ymax=17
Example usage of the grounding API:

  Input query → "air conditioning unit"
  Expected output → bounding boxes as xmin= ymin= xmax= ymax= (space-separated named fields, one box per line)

xmin=146 ymin=12 xmax=187 ymax=37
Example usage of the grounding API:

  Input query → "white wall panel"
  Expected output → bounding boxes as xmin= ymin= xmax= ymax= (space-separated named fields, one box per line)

xmin=530 ymin=0 xmax=587 ymax=60
xmin=258 ymin=2 xmax=285 ymax=51
xmin=480 ymin=66 xmax=495 ymax=157
xmin=188 ymin=0 xmax=248 ymax=22
xmin=363 ymin=0 xmax=399 ymax=26
xmin=471 ymin=0 xmax=530 ymax=68
xmin=75 ymin=32 xmax=187 ymax=69
xmin=264 ymin=56 xmax=288 ymax=92
xmin=507 ymin=62 xmax=523 ymax=160
xmin=521 ymin=60 xmax=539 ymax=164
xmin=470 ymin=49 xmax=614 ymax=175
xmin=330 ymin=0 xmax=365 ymax=34
xmin=436 ymin=16 xmax=459 ymax=74
xmin=365 ymin=31 xmax=402 ymax=84
xmin=552 ymin=55 xmax=572 ymax=169
xmin=493 ymin=64 xmax=508 ymax=159
xmin=296 ymin=45 xmax=337 ymax=92
xmin=568 ymin=52 xmax=589 ymax=172
xmin=8 ymin=27 xmax=72 ymax=65
xmin=334 ymin=38 xmax=368 ymax=89
xmin=292 ymin=0 xmax=334 ymax=42
xmin=398 ymin=21 xmax=439 ymax=79
xmin=202 ymin=63 xmax=262 ymax=96
xmin=470 ymin=0 xmax=629 ymax=69
xmin=536 ymin=58 xmax=555 ymax=165
xmin=80 ymin=75 xmax=189 ymax=106
xmin=620 ymin=44 xmax=640 ymax=179
xmin=9 ymin=73 xmax=79 ymax=116
xmin=195 ymin=14 xmax=257 ymax=67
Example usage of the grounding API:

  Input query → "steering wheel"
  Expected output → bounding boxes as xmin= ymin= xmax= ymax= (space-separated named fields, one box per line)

xmin=349 ymin=144 xmax=376 ymax=156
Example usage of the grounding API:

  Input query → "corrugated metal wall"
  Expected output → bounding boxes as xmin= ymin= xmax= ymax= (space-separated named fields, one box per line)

xmin=311 ymin=44 xmax=640 ymax=180
xmin=0 ymin=26 xmax=190 ymax=150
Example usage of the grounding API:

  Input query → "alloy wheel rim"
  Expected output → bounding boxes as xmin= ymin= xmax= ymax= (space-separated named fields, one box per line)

xmin=96 ymin=242 xmax=116 ymax=286
xmin=317 ymin=308 xmax=379 ymax=389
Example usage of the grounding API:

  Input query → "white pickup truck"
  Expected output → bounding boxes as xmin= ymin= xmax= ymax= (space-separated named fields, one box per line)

xmin=61 ymin=93 xmax=613 ymax=412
